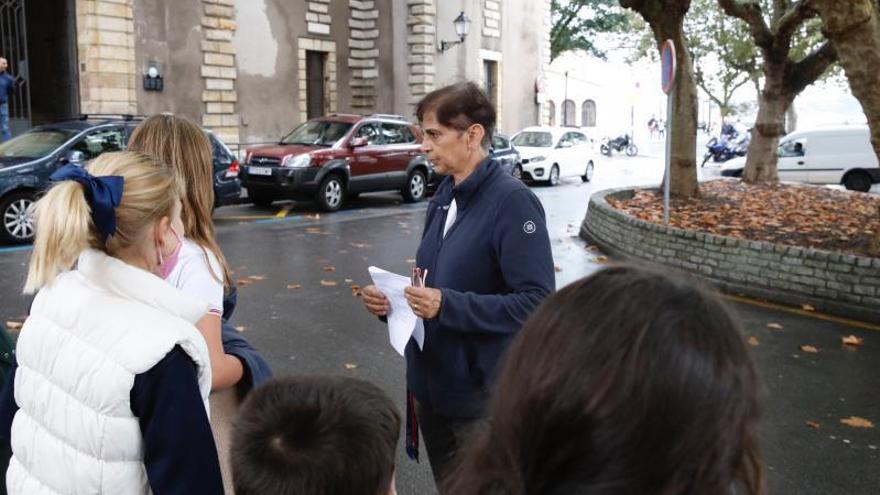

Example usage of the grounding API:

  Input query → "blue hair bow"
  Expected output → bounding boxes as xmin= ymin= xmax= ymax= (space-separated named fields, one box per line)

xmin=50 ymin=164 xmax=124 ymax=242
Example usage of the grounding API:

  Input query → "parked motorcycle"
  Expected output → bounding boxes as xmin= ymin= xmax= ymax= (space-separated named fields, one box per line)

xmin=701 ymin=131 xmax=749 ymax=167
xmin=600 ymin=134 xmax=638 ymax=157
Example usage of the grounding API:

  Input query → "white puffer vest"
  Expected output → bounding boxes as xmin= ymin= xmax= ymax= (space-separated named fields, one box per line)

xmin=7 ymin=249 xmax=212 ymax=495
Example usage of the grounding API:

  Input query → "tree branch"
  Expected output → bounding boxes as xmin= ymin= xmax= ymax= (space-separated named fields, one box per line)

xmin=786 ymin=40 xmax=838 ymax=94
xmin=773 ymin=1 xmax=817 ymax=45
xmin=717 ymin=0 xmax=775 ymax=49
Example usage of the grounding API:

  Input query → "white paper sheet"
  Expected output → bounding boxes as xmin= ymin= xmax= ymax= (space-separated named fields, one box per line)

xmin=368 ymin=266 xmax=425 ymax=356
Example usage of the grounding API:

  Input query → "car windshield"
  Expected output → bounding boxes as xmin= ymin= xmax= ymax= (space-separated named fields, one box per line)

xmin=512 ymin=132 xmax=553 ymax=148
xmin=0 ymin=128 xmax=79 ymax=159
xmin=280 ymin=121 xmax=353 ymax=147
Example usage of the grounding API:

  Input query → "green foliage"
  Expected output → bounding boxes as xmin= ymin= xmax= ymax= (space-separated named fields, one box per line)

xmin=550 ymin=0 xmax=630 ymax=60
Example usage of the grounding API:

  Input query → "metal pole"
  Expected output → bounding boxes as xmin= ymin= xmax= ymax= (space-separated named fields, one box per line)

xmin=664 ymin=90 xmax=673 ymax=224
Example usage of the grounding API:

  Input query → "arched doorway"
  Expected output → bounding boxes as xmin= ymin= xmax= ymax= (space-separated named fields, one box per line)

xmin=547 ymin=100 xmax=556 ymax=126
xmin=562 ymin=99 xmax=576 ymax=126
xmin=582 ymin=100 xmax=597 ymax=127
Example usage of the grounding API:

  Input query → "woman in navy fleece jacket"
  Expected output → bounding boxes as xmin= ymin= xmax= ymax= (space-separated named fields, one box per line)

xmin=361 ymin=82 xmax=555 ymax=489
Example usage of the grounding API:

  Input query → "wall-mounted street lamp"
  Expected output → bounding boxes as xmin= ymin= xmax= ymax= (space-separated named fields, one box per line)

xmin=143 ymin=61 xmax=164 ymax=92
xmin=438 ymin=11 xmax=471 ymax=52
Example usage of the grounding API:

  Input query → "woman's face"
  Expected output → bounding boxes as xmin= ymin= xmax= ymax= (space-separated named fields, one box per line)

xmin=419 ymin=111 xmax=472 ymax=177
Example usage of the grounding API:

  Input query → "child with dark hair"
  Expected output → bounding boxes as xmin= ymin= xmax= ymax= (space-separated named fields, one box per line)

xmin=446 ymin=264 xmax=765 ymax=495
xmin=231 ymin=375 xmax=401 ymax=495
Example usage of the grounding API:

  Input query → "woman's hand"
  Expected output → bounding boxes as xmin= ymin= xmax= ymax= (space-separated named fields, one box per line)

xmin=361 ymin=284 xmax=390 ymax=317
xmin=404 ymin=286 xmax=442 ymax=320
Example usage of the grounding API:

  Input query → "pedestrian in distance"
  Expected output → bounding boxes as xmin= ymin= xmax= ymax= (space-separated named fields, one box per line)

xmin=0 ymin=58 xmax=15 ymax=142
xmin=360 ymin=81 xmax=556 ymax=490
xmin=231 ymin=375 xmax=401 ymax=495
xmin=128 ymin=113 xmax=273 ymax=491
xmin=0 ymin=152 xmax=223 ymax=494
xmin=445 ymin=264 xmax=764 ymax=495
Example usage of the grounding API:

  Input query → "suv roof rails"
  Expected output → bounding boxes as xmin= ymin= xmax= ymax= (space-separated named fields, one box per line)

xmin=77 ymin=114 xmax=145 ymax=122
xmin=368 ymin=113 xmax=409 ymax=121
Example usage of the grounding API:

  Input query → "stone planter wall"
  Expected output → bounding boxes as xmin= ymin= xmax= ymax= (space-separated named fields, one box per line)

xmin=581 ymin=187 xmax=880 ymax=324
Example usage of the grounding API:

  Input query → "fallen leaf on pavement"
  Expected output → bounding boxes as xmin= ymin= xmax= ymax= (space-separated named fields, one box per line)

xmin=236 ymin=279 xmax=254 ymax=287
xmin=345 ymin=279 xmax=354 ymax=283
xmin=586 ymin=245 xmax=600 ymax=252
xmin=350 ymin=242 xmax=371 ymax=249
xmin=350 ymin=284 xmax=361 ymax=296
xmin=247 ymin=275 xmax=266 ymax=281
xmin=594 ymin=255 xmax=609 ymax=264
xmin=406 ymin=258 xmax=416 ymax=264
xmin=306 ymin=227 xmax=325 ymax=234
xmin=287 ymin=284 xmax=302 ymax=290
xmin=5 ymin=321 xmax=22 ymax=331
xmin=320 ymin=280 xmax=338 ymax=287
xmin=801 ymin=304 xmax=816 ymax=312
xmin=554 ymin=266 xmax=563 ymax=272
xmin=806 ymin=421 xmax=821 ymax=430
xmin=234 ymin=326 xmax=246 ymax=332
xmin=841 ymin=416 xmax=874 ymax=428
xmin=800 ymin=345 xmax=819 ymax=353
xmin=766 ymin=323 xmax=784 ymax=330
xmin=322 ymin=265 xmax=336 ymax=272
xmin=747 ymin=336 xmax=759 ymax=347
xmin=344 ymin=363 xmax=358 ymax=370
xmin=842 ymin=335 xmax=864 ymax=347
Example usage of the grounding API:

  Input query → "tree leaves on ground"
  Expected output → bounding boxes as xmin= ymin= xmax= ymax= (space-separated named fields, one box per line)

xmin=609 ymin=180 xmax=880 ymax=257
xmin=841 ymin=416 xmax=875 ymax=428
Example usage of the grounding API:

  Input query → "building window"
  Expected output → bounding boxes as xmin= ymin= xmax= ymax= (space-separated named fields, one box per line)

xmin=483 ymin=60 xmax=498 ymax=108
xmin=547 ymin=100 xmax=556 ymax=126
xmin=306 ymin=50 xmax=327 ymax=119
xmin=562 ymin=99 xmax=576 ymax=126
xmin=582 ymin=100 xmax=597 ymax=127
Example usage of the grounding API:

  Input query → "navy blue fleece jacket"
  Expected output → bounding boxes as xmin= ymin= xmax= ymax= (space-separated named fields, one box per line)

xmin=407 ymin=157 xmax=555 ymax=418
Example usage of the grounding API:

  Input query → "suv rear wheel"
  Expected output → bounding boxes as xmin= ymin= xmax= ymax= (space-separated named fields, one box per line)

xmin=402 ymin=169 xmax=427 ymax=203
xmin=1 ymin=191 xmax=37 ymax=244
xmin=249 ymin=190 xmax=276 ymax=209
xmin=316 ymin=174 xmax=345 ymax=212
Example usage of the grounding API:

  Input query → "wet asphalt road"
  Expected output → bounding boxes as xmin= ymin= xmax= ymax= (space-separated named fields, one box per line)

xmin=0 ymin=151 xmax=878 ymax=493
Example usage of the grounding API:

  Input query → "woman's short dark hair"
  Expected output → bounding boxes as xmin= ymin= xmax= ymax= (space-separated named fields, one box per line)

xmin=415 ymin=81 xmax=496 ymax=148
xmin=445 ymin=264 xmax=764 ymax=495
xmin=231 ymin=375 xmax=401 ymax=495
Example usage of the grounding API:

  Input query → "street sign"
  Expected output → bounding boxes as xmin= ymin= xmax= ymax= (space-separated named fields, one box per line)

xmin=661 ymin=40 xmax=676 ymax=95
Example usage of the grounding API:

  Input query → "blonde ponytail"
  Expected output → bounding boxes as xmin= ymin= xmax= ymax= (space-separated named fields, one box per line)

xmin=24 ymin=182 xmax=96 ymax=294
xmin=24 ymin=152 xmax=182 ymax=294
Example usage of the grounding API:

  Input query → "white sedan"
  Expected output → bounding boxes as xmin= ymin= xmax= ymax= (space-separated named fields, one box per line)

xmin=511 ymin=126 xmax=596 ymax=185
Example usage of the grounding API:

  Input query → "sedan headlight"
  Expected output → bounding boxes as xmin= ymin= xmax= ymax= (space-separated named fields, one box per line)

xmin=529 ymin=155 xmax=546 ymax=163
xmin=282 ymin=153 xmax=311 ymax=168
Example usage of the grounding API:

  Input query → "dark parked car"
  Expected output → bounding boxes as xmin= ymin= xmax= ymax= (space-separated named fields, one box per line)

xmin=428 ymin=132 xmax=521 ymax=188
xmin=241 ymin=114 xmax=430 ymax=211
xmin=0 ymin=116 xmax=241 ymax=244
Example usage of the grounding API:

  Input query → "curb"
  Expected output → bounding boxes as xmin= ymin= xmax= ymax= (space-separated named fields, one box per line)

xmin=580 ymin=187 xmax=880 ymax=324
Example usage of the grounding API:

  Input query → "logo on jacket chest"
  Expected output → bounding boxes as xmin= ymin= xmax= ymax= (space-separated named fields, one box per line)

xmin=523 ymin=221 xmax=536 ymax=234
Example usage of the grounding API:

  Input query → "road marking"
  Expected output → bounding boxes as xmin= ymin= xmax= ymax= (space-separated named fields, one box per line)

xmin=725 ymin=294 xmax=880 ymax=332
xmin=0 ymin=245 xmax=32 ymax=254
xmin=275 ymin=204 xmax=293 ymax=218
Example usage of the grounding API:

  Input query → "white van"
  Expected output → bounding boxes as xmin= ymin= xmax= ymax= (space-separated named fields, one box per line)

xmin=720 ymin=125 xmax=880 ymax=191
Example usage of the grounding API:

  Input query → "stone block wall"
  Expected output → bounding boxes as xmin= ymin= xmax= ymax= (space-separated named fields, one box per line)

xmin=307 ymin=0 xmax=332 ymax=35
xmin=540 ymin=0 xmax=552 ymax=125
xmin=406 ymin=0 xmax=436 ymax=110
xmin=297 ymin=38 xmax=338 ymax=122
xmin=201 ymin=0 xmax=240 ymax=145
xmin=581 ymin=187 xmax=880 ymax=323
xmin=483 ymin=0 xmax=501 ymax=38
xmin=349 ymin=0 xmax=379 ymax=112
xmin=76 ymin=0 xmax=137 ymax=115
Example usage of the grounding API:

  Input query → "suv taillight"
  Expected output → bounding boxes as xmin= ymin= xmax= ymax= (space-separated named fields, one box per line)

xmin=225 ymin=159 xmax=239 ymax=178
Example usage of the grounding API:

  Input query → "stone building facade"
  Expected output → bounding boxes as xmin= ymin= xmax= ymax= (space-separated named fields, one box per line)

xmin=4 ymin=0 xmax=549 ymax=147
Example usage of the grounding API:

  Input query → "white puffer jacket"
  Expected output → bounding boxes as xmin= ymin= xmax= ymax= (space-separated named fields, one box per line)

xmin=7 ymin=249 xmax=212 ymax=495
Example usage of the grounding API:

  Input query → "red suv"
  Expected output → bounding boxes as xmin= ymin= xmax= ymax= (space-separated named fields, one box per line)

xmin=241 ymin=114 xmax=429 ymax=211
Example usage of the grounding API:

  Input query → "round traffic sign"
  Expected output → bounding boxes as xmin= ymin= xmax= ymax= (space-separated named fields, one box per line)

xmin=661 ymin=40 xmax=676 ymax=94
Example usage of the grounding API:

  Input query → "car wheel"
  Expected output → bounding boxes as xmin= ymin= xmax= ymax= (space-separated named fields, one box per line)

xmin=625 ymin=144 xmax=638 ymax=157
xmin=316 ymin=174 xmax=345 ymax=212
xmin=1 ymin=191 xmax=37 ymax=244
xmin=581 ymin=161 xmax=594 ymax=183
xmin=600 ymin=144 xmax=611 ymax=157
xmin=402 ymin=169 xmax=427 ymax=203
xmin=843 ymin=171 xmax=872 ymax=192
xmin=249 ymin=190 xmax=276 ymax=209
xmin=547 ymin=165 xmax=560 ymax=186
xmin=512 ymin=164 xmax=523 ymax=180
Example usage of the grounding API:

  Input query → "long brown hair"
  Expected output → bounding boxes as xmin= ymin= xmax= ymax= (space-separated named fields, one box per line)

xmin=445 ymin=264 xmax=764 ymax=495
xmin=128 ymin=114 xmax=232 ymax=288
